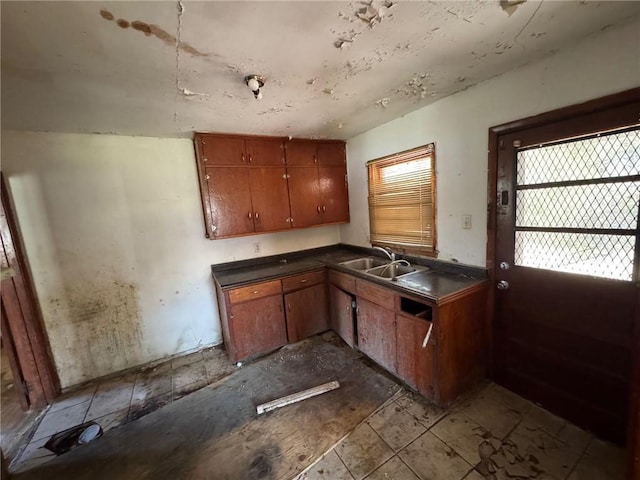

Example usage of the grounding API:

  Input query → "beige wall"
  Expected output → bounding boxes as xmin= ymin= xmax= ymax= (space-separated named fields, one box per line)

xmin=1 ymin=132 xmax=340 ymax=388
xmin=342 ymin=18 xmax=640 ymax=266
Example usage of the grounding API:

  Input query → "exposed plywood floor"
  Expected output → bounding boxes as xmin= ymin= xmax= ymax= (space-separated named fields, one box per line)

xmin=10 ymin=333 xmax=626 ymax=480
xmin=12 ymin=335 xmax=399 ymax=479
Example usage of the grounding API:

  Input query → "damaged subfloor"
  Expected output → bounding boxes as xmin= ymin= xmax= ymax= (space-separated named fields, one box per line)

xmin=9 ymin=334 xmax=625 ymax=480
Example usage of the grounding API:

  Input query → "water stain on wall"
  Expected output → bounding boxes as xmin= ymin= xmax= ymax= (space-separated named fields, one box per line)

xmin=50 ymin=278 xmax=145 ymax=384
xmin=98 ymin=9 xmax=206 ymax=57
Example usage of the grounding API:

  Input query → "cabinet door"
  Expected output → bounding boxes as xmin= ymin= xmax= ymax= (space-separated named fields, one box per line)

xmin=330 ymin=285 xmax=355 ymax=348
xmin=396 ymin=314 xmax=435 ymax=399
xmin=198 ymin=135 xmax=247 ymax=165
xmin=319 ymin=166 xmax=349 ymax=224
xmin=246 ymin=138 xmax=285 ymax=166
xmin=249 ymin=168 xmax=292 ymax=232
xmin=287 ymin=167 xmax=322 ymax=228
xmin=317 ymin=142 xmax=346 ymax=166
xmin=357 ymin=297 xmax=396 ymax=373
xmin=229 ymin=295 xmax=287 ymax=361
xmin=285 ymin=283 xmax=329 ymax=343
xmin=285 ymin=141 xmax=317 ymax=166
xmin=206 ymin=167 xmax=254 ymax=237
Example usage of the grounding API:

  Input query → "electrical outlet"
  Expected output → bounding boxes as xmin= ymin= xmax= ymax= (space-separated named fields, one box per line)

xmin=253 ymin=242 xmax=261 ymax=254
xmin=462 ymin=214 xmax=472 ymax=229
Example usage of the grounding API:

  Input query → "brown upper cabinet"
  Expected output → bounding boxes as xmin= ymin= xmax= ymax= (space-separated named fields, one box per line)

xmin=196 ymin=134 xmax=285 ymax=166
xmin=317 ymin=142 xmax=347 ymax=166
xmin=285 ymin=140 xmax=349 ymax=228
xmin=195 ymin=133 xmax=350 ymax=239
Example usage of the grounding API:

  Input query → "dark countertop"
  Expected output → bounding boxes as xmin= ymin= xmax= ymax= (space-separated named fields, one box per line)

xmin=211 ymin=244 xmax=487 ymax=304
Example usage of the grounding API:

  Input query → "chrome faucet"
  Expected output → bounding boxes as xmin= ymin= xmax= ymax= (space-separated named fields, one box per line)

xmin=373 ymin=246 xmax=395 ymax=262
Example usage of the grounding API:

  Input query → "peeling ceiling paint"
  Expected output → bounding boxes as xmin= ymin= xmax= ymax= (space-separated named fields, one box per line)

xmin=1 ymin=1 xmax=639 ymax=140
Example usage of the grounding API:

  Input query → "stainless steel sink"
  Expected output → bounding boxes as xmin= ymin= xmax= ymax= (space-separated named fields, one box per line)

xmin=340 ymin=257 xmax=388 ymax=270
xmin=340 ymin=256 xmax=429 ymax=281
xmin=367 ymin=263 xmax=417 ymax=278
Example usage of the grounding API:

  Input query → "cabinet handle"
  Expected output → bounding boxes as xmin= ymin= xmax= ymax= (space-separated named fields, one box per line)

xmin=317 ymin=206 xmax=321 ymax=214
xmin=346 ymin=305 xmax=350 ymax=311
xmin=252 ymin=290 xmax=260 ymax=294
xmin=314 ymin=155 xmax=318 ymax=164
xmin=322 ymin=205 xmax=326 ymax=213
xmin=300 ymin=279 xmax=308 ymax=284
xmin=249 ymin=154 xmax=253 ymax=163
xmin=248 ymin=212 xmax=253 ymax=219
xmin=282 ymin=157 xmax=286 ymax=164
xmin=203 ymin=157 xmax=208 ymax=162
xmin=205 ymin=174 xmax=210 ymax=180
xmin=287 ymin=303 xmax=291 ymax=312
xmin=255 ymin=212 xmax=260 ymax=220
xmin=242 ymin=153 xmax=246 ymax=163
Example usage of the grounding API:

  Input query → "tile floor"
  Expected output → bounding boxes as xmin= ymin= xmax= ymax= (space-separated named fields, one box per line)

xmin=10 ymin=345 xmax=235 ymax=473
xmin=9 ymin=336 xmax=626 ymax=480
xmin=298 ymin=384 xmax=626 ymax=480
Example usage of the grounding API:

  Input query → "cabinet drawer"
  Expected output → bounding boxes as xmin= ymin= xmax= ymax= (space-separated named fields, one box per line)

xmin=228 ymin=279 xmax=282 ymax=304
xmin=356 ymin=279 xmax=395 ymax=310
xmin=329 ymin=270 xmax=356 ymax=293
xmin=282 ymin=269 xmax=325 ymax=293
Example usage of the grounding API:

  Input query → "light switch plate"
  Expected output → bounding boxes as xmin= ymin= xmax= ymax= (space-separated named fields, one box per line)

xmin=462 ymin=214 xmax=472 ymax=229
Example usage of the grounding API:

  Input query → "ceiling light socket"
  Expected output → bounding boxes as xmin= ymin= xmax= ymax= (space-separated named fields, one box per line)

xmin=245 ymin=75 xmax=265 ymax=100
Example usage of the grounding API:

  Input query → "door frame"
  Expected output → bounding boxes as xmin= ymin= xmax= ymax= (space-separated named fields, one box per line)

xmin=486 ymin=88 xmax=640 ymax=475
xmin=0 ymin=173 xmax=59 ymax=408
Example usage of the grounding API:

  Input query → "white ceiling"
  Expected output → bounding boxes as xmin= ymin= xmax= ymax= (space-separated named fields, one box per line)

xmin=2 ymin=1 xmax=639 ymax=140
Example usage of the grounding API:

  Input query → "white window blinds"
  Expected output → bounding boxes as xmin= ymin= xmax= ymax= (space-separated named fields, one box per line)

xmin=367 ymin=144 xmax=436 ymax=253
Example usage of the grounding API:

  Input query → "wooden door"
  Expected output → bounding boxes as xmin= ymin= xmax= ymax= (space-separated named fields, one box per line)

xmin=229 ymin=295 xmax=287 ymax=361
xmin=0 ymin=175 xmax=58 ymax=407
xmin=197 ymin=135 xmax=246 ymax=165
xmin=285 ymin=141 xmax=317 ymax=166
xmin=396 ymin=313 xmax=435 ymax=399
xmin=317 ymin=142 xmax=346 ymax=166
xmin=357 ymin=298 xmax=396 ymax=373
xmin=285 ymin=284 xmax=329 ymax=343
xmin=246 ymin=138 xmax=285 ymax=166
xmin=319 ymin=166 xmax=349 ymax=224
xmin=206 ymin=167 xmax=254 ymax=237
xmin=0 ymin=301 xmax=29 ymax=409
xmin=329 ymin=285 xmax=355 ymax=348
xmin=492 ymin=98 xmax=639 ymax=442
xmin=631 ymin=301 xmax=640 ymax=479
xmin=249 ymin=168 xmax=291 ymax=233
xmin=287 ymin=167 xmax=321 ymax=228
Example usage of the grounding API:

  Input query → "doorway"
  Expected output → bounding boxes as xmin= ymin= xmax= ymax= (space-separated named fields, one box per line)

xmin=487 ymin=89 xmax=640 ymax=445
xmin=0 ymin=173 xmax=59 ymax=457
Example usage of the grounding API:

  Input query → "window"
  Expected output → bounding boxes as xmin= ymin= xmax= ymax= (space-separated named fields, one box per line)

xmin=514 ymin=128 xmax=639 ymax=281
xmin=367 ymin=144 xmax=436 ymax=255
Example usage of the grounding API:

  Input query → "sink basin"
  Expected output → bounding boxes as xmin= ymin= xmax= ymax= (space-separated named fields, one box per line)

xmin=367 ymin=263 xmax=417 ymax=279
xmin=340 ymin=257 xmax=388 ymax=271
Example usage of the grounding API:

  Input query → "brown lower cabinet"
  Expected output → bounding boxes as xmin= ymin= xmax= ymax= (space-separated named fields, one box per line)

xmin=228 ymin=294 xmax=287 ymax=362
xmin=329 ymin=284 xmax=355 ymax=348
xmin=217 ymin=266 xmax=487 ymax=406
xmin=285 ymin=283 xmax=329 ymax=343
xmin=329 ymin=274 xmax=487 ymax=406
xmin=217 ymin=269 xmax=330 ymax=362
xmin=357 ymin=298 xmax=397 ymax=374
xmin=396 ymin=312 xmax=436 ymax=399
